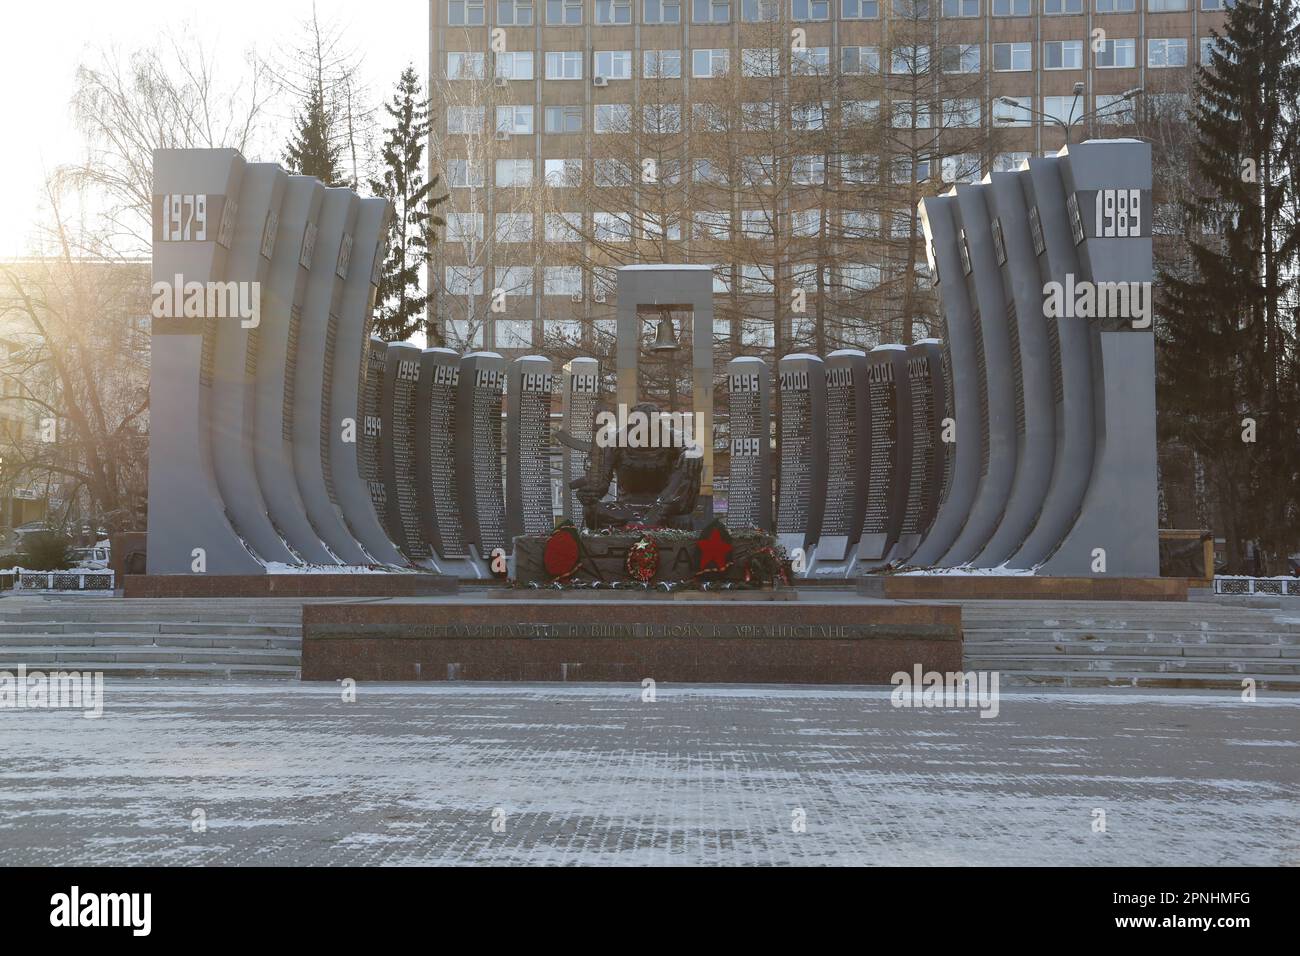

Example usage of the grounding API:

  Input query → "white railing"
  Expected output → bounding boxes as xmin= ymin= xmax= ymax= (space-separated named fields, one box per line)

xmin=1213 ymin=575 xmax=1300 ymax=596
xmin=14 ymin=569 xmax=116 ymax=592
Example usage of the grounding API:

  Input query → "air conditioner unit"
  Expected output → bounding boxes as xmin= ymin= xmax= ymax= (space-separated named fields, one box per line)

xmin=494 ymin=75 xmax=509 ymax=87
xmin=494 ymin=130 xmax=511 ymax=141
xmin=593 ymin=75 xmax=609 ymax=88
xmin=570 ymin=292 xmax=584 ymax=303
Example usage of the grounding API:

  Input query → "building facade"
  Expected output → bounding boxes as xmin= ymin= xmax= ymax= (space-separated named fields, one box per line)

xmin=428 ymin=0 xmax=1230 ymax=358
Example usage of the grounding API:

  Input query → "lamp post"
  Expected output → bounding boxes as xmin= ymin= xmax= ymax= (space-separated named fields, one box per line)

xmin=994 ymin=85 xmax=1143 ymax=144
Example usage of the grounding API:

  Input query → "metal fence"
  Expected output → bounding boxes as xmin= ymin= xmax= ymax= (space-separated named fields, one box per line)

xmin=1213 ymin=575 xmax=1300 ymax=596
xmin=14 ymin=570 xmax=116 ymax=592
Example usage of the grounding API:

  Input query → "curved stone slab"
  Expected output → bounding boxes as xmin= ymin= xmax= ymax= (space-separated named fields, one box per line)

xmin=416 ymin=347 xmax=476 ymax=574
xmin=252 ymin=176 xmax=338 ymax=565
xmin=378 ymin=342 xmax=432 ymax=563
xmin=775 ymin=353 xmax=827 ymax=568
xmin=506 ymin=355 xmax=556 ymax=542
xmin=722 ymin=356 xmax=772 ymax=533
xmin=854 ymin=345 xmax=912 ymax=570
xmin=456 ymin=351 xmax=508 ymax=564
xmin=811 ymin=349 xmax=868 ymax=577
xmin=1005 ymin=155 xmax=1097 ymax=569
xmin=329 ymin=197 xmax=408 ymax=567
xmin=206 ymin=163 xmax=297 ymax=565
xmin=893 ymin=339 xmax=948 ymax=562
xmin=559 ymin=357 xmax=600 ymax=527
xmin=908 ymin=194 xmax=982 ymax=568
xmin=1039 ymin=139 xmax=1158 ymax=576
xmin=147 ymin=148 xmax=263 ymax=574
xmin=939 ymin=184 xmax=1018 ymax=567
xmin=292 ymin=189 xmax=370 ymax=564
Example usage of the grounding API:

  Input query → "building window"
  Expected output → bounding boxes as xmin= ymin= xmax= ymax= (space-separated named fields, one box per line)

xmin=445 ymin=320 xmax=484 ymax=348
xmin=743 ymin=48 xmax=780 ymax=77
xmin=942 ymin=98 xmax=981 ymax=128
xmin=941 ymin=154 xmax=981 ymax=183
xmin=594 ymin=159 xmax=633 ymax=185
xmin=449 ymin=0 xmax=485 ymax=25
xmin=643 ymin=215 xmax=682 ymax=240
xmin=842 ymin=0 xmax=879 ymax=15
xmin=1148 ymin=38 xmax=1188 ymax=68
xmin=893 ymin=0 xmax=929 ymax=15
xmin=596 ymin=0 xmax=634 ymax=22
xmin=447 ymin=52 xmax=486 ymax=79
xmin=644 ymin=50 xmax=682 ymax=78
xmin=992 ymin=0 xmax=1030 ymax=12
xmin=545 ymin=159 xmax=582 ymax=186
xmin=1041 ymin=95 xmax=1079 ymax=125
xmin=1096 ymin=38 xmax=1136 ymax=68
xmin=545 ymin=51 xmax=583 ymax=79
xmin=445 ymin=265 xmax=484 ymax=295
xmin=594 ymin=104 xmax=632 ymax=133
xmin=495 ymin=105 xmax=534 ymax=134
xmin=693 ymin=48 xmax=730 ymax=77
xmin=842 ymin=46 xmax=880 ymax=75
xmin=693 ymin=0 xmax=730 ymax=21
xmin=547 ymin=0 xmax=583 ymax=23
xmin=740 ymin=266 xmax=774 ymax=295
xmin=993 ymin=151 xmax=1031 ymax=172
xmin=891 ymin=100 xmax=932 ymax=128
xmin=1148 ymin=0 xmax=1187 ymax=8
xmin=595 ymin=51 xmax=633 ymax=80
xmin=1095 ymin=93 xmax=1136 ymax=124
xmin=544 ymin=267 xmax=583 ymax=296
xmin=993 ymin=96 xmax=1032 ymax=126
xmin=742 ymin=0 xmax=780 ymax=18
xmin=447 ymin=159 xmax=485 ymax=187
xmin=495 ymin=320 xmax=534 ymax=349
xmin=594 ymin=212 xmax=633 ymax=242
xmin=447 ymin=106 xmax=485 ymax=134
xmin=739 ymin=210 xmax=774 ymax=240
xmin=891 ymin=46 xmax=931 ymax=75
xmin=693 ymin=103 xmax=726 ymax=131
xmin=495 ymin=52 xmax=534 ymax=80
xmin=792 ymin=47 xmax=831 ymax=75
xmin=942 ymin=0 xmax=979 ymax=14
xmin=842 ymin=264 xmax=881 ymax=291
xmin=692 ymin=211 xmax=730 ymax=240
xmin=544 ymin=105 xmax=583 ymax=133
xmin=497 ymin=0 xmax=535 ymax=24
xmin=643 ymin=103 xmax=682 ymax=133
xmin=644 ymin=0 xmax=682 ymax=21
xmin=742 ymin=101 xmax=780 ymax=131
xmin=792 ymin=0 xmax=830 ymax=19
xmin=841 ymin=100 xmax=880 ymax=125
xmin=545 ymin=213 xmax=583 ymax=241
xmin=840 ymin=154 xmax=878 ymax=184
xmin=742 ymin=155 xmax=777 ymax=186
xmin=495 ymin=159 xmax=533 ymax=186
xmin=445 ymin=213 xmax=484 ymax=242
xmin=1201 ymin=0 xmax=1234 ymax=8
xmin=941 ymin=44 xmax=980 ymax=73
xmin=790 ymin=209 xmax=822 ymax=237
xmin=495 ymin=213 xmax=534 ymax=243
xmin=1043 ymin=40 xmax=1083 ymax=70
xmin=1043 ymin=0 xmax=1082 ymax=11
xmin=1096 ymin=0 xmax=1135 ymax=10
xmin=793 ymin=156 xmax=826 ymax=185
xmin=792 ymin=103 xmax=828 ymax=130
xmin=994 ymin=43 xmax=1032 ymax=71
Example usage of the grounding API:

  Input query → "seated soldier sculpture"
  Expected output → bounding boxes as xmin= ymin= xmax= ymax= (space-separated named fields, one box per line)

xmin=571 ymin=402 xmax=703 ymax=530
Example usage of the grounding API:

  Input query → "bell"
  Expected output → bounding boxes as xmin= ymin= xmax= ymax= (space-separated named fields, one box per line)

xmin=650 ymin=314 xmax=680 ymax=352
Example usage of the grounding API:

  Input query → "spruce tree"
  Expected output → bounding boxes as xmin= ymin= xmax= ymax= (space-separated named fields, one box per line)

xmin=285 ymin=86 xmax=344 ymax=186
xmin=1158 ymin=0 xmax=1300 ymax=571
xmin=369 ymin=65 xmax=447 ymax=341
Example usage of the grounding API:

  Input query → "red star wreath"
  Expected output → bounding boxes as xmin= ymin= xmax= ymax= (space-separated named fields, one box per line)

xmin=696 ymin=520 xmax=734 ymax=574
xmin=626 ymin=536 xmax=659 ymax=583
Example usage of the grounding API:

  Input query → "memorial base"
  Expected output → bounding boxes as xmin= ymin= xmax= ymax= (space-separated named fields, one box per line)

xmin=301 ymin=595 xmax=961 ymax=684
xmin=123 ymin=573 xmax=459 ymax=598
xmin=857 ymin=575 xmax=1188 ymax=601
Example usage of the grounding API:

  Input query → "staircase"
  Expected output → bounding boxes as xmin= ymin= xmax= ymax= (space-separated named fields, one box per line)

xmin=0 ymin=596 xmax=307 ymax=679
xmin=961 ymin=600 xmax=1300 ymax=690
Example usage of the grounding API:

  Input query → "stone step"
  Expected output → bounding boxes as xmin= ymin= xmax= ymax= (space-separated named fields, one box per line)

xmin=0 ymin=621 xmax=300 ymax=636
xmin=0 ymin=646 xmax=301 ymax=667
xmin=961 ymin=615 xmax=1300 ymax=630
xmin=962 ymin=629 xmax=1300 ymax=645
xmin=0 ymin=661 xmax=301 ymax=679
xmin=968 ymin=641 xmax=1299 ymax=658
xmin=995 ymin=670 xmax=1300 ymax=690
xmin=965 ymin=655 xmax=1300 ymax=675
xmin=0 ymin=633 xmax=301 ymax=649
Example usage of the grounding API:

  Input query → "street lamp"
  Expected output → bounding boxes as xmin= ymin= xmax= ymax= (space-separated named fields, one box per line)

xmin=993 ymin=86 xmax=1143 ymax=144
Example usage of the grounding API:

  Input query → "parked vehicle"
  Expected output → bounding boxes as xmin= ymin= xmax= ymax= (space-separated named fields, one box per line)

xmin=68 ymin=544 xmax=110 ymax=571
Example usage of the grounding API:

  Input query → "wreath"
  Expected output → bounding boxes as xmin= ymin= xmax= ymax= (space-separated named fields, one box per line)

xmin=625 ymin=536 xmax=660 ymax=583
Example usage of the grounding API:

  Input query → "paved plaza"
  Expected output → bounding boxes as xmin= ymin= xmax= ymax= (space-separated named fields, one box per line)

xmin=0 ymin=681 xmax=1296 ymax=866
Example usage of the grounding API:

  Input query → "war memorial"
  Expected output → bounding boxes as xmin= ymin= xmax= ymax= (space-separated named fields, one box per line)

xmin=138 ymin=139 xmax=1168 ymax=684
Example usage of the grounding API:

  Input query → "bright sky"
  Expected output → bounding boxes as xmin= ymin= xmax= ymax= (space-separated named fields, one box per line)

xmin=0 ymin=0 xmax=428 ymax=256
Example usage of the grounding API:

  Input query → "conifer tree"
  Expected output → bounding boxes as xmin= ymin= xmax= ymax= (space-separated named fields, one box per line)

xmin=284 ymin=86 xmax=344 ymax=186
